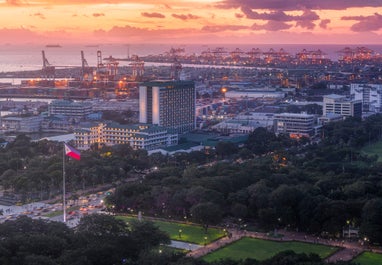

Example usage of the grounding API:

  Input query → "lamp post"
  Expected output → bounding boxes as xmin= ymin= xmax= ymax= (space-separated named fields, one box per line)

xmin=204 ymin=236 xmax=208 ymax=246
xmin=178 ymin=229 xmax=182 ymax=239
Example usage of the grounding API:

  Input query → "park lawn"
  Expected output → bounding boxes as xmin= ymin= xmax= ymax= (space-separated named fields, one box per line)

xmin=116 ymin=215 xmax=224 ymax=244
xmin=362 ymin=141 xmax=382 ymax=162
xmin=203 ymin=237 xmax=338 ymax=262
xmin=353 ymin=251 xmax=382 ymax=265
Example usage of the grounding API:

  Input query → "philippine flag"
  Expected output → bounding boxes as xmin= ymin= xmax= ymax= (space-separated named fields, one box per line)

xmin=64 ymin=143 xmax=81 ymax=160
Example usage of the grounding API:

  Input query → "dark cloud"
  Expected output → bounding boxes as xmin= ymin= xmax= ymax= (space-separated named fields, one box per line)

xmin=240 ymin=8 xmax=292 ymax=21
xmin=342 ymin=13 xmax=382 ymax=32
xmin=201 ymin=24 xmax=248 ymax=33
xmin=141 ymin=12 xmax=165 ymax=19
xmin=172 ymin=13 xmax=200 ymax=21
xmin=93 ymin=13 xmax=105 ymax=17
xmin=218 ymin=0 xmax=382 ymax=11
xmin=239 ymin=7 xmax=319 ymax=29
xmin=319 ymin=19 xmax=330 ymax=29
xmin=295 ymin=9 xmax=319 ymax=29
xmin=251 ymin=21 xmax=292 ymax=31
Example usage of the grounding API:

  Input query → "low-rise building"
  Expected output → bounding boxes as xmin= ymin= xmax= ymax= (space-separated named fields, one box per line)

xmin=48 ymin=99 xmax=93 ymax=120
xmin=74 ymin=122 xmax=178 ymax=151
xmin=224 ymin=90 xmax=285 ymax=100
xmin=274 ymin=112 xmax=318 ymax=138
xmin=318 ymin=113 xmax=344 ymax=125
xmin=323 ymin=94 xmax=362 ymax=117
xmin=350 ymin=83 xmax=382 ymax=112
xmin=1 ymin=115 xmax=43 ymax=132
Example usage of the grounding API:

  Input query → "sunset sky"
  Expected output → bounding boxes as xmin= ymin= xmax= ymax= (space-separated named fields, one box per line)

xmin=1 ymin=0 xmax=382 ymax=45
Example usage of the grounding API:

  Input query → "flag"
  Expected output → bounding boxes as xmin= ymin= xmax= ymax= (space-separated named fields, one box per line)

xmin=64 ymin=143 xmax=81 ymax=160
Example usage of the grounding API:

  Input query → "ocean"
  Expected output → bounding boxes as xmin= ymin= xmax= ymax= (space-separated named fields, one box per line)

xmin=0 ymin=43 xmax=381 ymax=73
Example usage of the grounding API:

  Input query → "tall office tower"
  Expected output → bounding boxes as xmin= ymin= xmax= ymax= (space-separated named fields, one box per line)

xmin=139 ymin=80 xmax=195 ymax=133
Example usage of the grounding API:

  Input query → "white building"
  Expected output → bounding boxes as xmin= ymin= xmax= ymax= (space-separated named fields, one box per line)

xmin=1 ymin=115 xmax=43 ymax=132
xmin=49 ymin=100 xmax=93 ymax=120
xmin=274 ymin=113 xmax=318 ymax=138
xmin=211 ymin=121 xmax=257 ymax=134
xmin=323 ymin=94 xmax=362 ymax=117
xmin=224 ymin=90 xmax=285 ymax=100
xmin=350 ymin=83 xmax=382 ymax=112
xmin=74 ymin=122 xmax=178 ymax=151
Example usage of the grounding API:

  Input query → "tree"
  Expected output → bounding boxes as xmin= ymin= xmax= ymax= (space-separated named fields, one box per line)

xmin=215 ymin=141 xmax=238 ymax=159
xmin=360 ymin=198 xmax=382 ymax=244
xmin=128 ymin=220 xmax=170 ymax=250
xmin=190 ymin=202 xmax=223 ymax=233
xmin=246 ymin=127 xmax=277 ymax=155
xmin=76 ymin=214 xmax=128 ymax=238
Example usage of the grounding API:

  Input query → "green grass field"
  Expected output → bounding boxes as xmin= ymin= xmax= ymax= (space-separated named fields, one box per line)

xmin=353 ymin=251 xmax=382 ymax=265
xmin=362 ymin=141 xmax=382 ymax=162
xmin=203 ymin=237 xmax=338 ymax=262
xmin=116 ymin=215 xmax=225 ymax=245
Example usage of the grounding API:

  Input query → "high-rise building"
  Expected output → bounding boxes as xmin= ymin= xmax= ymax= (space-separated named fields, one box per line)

xmin=139 ymin=80 xmax=195 ymax=133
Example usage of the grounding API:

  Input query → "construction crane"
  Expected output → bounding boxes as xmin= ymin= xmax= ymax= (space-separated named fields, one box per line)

xmin=41 ymin=50 xmax=55 ymax=79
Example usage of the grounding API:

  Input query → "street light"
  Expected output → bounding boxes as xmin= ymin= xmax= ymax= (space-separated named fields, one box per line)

xmin=178 ymin=229 xmax=182 ymax=239
xmin=204 ymin=236 xmax=208 ymax=246
xmin=346 ymin=220 xmax=350 ymax=239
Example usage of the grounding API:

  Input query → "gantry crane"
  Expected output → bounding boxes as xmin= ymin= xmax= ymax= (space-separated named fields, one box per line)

xmin=41 ymin=50 xmax=55 ymax=79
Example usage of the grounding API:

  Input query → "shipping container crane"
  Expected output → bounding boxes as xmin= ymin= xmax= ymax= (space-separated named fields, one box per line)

xmin=129 ymin=55 xmax=145 ymax=81
xmin=81 ymin=51 xmax=93 ymax=81
xmin=41 ymin=50 xmax=55 ymax=79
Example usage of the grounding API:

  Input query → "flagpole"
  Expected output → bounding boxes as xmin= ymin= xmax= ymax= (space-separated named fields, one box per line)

xmin=63 ymin=143 xmax=66 ymax=223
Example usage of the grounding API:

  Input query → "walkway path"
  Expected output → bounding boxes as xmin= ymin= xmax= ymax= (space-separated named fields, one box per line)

xmin=186 ymin=228 xmax=382 ymax=262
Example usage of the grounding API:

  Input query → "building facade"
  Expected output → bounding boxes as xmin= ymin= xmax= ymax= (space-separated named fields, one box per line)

xmin=139 ymin=80 xmax=195 ymax=133
xmin=350 ymin=83 xmax=382 ymax=112
xmin=48 ymin=100 xmax=93 ymax=120
xmin=323 ymin=94 xmax=362 ymax=117
xmin=74 ymin=122 xmax=178 ymax=151
xmin=274 ymin=113 xmax=317 ymax=137
xmin=1 ymin=115 xmax=43 ymax=132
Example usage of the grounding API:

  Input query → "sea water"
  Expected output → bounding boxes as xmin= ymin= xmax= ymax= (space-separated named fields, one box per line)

xmin=0 ymin=43 xmax=381 ymax=73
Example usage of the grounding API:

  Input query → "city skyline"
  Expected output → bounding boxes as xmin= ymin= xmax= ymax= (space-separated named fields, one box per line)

xmin=0 ymin=0 xmax=382 ymax=45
